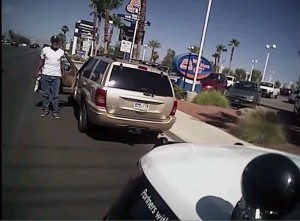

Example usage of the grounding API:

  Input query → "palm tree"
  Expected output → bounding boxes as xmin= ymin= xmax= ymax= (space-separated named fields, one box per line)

xmin=108 ymin=13 xmax=125 ymax=48
xmin=227 ymin=39 xmax=240 ymax=74
xmin=216 ymin=44 xmax=227 ymax=72
xmin=58 ymin=33 xmax=65 ymax=49
xmin=61 ymin=25 xmax=69 ymax=50
xmin=148 ymin=39 xmax=161 ymax=62
xmin=152 ymin=51 xmax=159 ymax=62
xmin=99 ymin=0 xmax=124 ymax=54
xmin=136 ymin=0 xmax=147 ymax=59
xmin=188 ymin=45 xmax=200 ymax=54
xmin=89 ymin=0 xmax=106 ymax=55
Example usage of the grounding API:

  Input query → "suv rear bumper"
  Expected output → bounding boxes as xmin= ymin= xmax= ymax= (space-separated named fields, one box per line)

xmin=87 ymin=102 xmax=176 ymax=132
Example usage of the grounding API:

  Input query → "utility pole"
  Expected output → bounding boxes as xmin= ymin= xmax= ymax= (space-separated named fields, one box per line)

xmin=92 ymin=6 xmax=98 ymax=56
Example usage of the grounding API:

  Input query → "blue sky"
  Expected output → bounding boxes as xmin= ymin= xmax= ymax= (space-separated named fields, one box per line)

xmin=2 ymin=0 xmax=300 ymax=85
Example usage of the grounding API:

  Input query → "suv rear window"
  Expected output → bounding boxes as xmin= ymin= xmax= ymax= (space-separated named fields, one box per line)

xmin=205 ymin=73 xmax=225 ymax=82
xmin=260 ymin=82 xmax=274 ymax=87
xmin=108 ymin=65 xmax=173 ymax=97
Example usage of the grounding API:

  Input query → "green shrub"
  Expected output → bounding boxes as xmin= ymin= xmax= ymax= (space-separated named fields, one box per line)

xmin=192 ymin=91 xmax=230 ymax=108
xmin=231 ymin=107 xmax=287 ymax=145
xmin=173 ymin=85 xmax=185 ymax=99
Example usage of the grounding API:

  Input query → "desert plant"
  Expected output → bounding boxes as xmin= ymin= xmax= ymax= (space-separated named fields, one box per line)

xmin=231 ymin=107 xmax=287 ymax=145
xmin=173 ymin=85 xmax=185 ymax=99
xmin=192 ymin=91 xmax=230 ymax=108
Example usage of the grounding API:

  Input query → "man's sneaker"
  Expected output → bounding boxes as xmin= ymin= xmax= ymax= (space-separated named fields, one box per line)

xmin=40 ymin=110 xmax=49 ymax=117
xmin=52 ymin=112 xmax=60 ymax=119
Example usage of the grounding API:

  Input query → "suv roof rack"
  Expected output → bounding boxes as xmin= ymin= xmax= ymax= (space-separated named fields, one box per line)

xmin=100 ymin=54 xmax=169 ymax=70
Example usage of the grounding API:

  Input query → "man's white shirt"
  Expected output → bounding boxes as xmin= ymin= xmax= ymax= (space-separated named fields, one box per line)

xmin=40 ymin=46 xmax=64 ymax=77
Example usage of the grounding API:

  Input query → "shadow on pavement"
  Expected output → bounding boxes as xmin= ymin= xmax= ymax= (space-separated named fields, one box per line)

xmin=276 ymin=109 xmax=300 ymax=147
xmin=197 ymin=111 xmax=239 ymax=130
xmin=65 ymin=98 xmax=169 ymax=146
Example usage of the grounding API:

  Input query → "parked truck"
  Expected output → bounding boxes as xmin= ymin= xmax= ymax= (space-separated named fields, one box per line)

xmin=260 ymin=81 xmax=280 ymax=99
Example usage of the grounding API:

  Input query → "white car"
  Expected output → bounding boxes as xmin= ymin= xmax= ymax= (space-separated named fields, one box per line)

xmin=260 ymin=81 xmax=280 ymax=99
xmin=104 ymin=142 xmax=300 ymax=220
xmin=289 ymin=90 xmax=300 ymax=103
xmin=226 ymin=76 xmax=236 ymax=88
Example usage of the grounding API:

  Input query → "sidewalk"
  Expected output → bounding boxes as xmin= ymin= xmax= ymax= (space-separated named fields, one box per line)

xmin=170 ymin=110 xmax=253 ymax=146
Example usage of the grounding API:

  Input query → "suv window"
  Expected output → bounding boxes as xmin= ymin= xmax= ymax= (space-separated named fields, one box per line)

xmin=82 ymin=58 xmax=98 ymax=79
xmin=260 ymin=82 xmax=274 ymax=87
xmin=108 ymin=65 xmax=173 ymax=97
xmin=233 ymin=81 xmax=258 ymax=91
xmin=91 ymin=60 xmax=108 ymax=82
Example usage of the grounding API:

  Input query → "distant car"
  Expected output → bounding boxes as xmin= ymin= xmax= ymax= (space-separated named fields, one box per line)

xmin=29 ymin=43 xmax=40 ymax=49
xmin=20 ymin=43 xmax=28 ymax=47
xmin=225 ymin=80 xmax=262 ymax=108
xmin=226 ymin=76 xmax=236 ymax=88
xmin=10 ymin=41 xmax=18 ymax=47
xmin=200 ymin=72 xmax=227 ymax=93
xmin=280 ymin=88 xmax=292 ymax=96
xmin=289 ymin=90 xmax=300 ymax=104
xmin=260 ymin=81 xmax=280 ymax=99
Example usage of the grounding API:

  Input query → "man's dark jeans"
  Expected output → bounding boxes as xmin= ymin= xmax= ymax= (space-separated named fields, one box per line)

xmin=41 ymin=74 xmax=61 ymax=112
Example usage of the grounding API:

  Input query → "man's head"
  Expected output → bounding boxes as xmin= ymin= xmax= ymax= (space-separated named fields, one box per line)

xmin=50 ymin=35 xmax=60 ymax=49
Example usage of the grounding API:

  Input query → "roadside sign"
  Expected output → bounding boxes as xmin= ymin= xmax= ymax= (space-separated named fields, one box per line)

xmin=120 ymin=40 xmax=132 ymax=53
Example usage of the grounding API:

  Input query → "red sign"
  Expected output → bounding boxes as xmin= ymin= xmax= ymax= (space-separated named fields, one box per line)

xmin=126 ymin=0 xmax=140 ymax=14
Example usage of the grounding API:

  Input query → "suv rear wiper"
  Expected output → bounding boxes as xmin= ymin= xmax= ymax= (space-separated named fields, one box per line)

xmin=140 ymin=88 xmax=155 ymax=97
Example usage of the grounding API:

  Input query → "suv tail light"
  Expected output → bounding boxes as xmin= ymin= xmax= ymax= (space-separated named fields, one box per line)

xmin=170 ymin=100 xmax=177 ymax=116
xmin=95 ymin=88 xmax=106 ymax=107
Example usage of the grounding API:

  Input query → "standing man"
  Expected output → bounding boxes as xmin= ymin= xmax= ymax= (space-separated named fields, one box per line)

xmin=34 ymin=35 xmax=65 ymax=119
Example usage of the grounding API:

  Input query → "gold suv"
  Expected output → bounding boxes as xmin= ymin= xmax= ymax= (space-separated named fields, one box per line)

xmin=72 ymin=56 xmax=177 ymax=136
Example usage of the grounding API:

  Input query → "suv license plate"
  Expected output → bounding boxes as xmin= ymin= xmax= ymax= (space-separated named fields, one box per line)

xmin=235 ymin=99 xmax=240 ymax=103
xmin=134 ymin=102 xmax=150 ymax=110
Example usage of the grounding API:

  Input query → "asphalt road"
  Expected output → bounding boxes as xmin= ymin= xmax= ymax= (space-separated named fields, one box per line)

xmin=260 ymin=95 xmax=294 ymax=113
xmin=1 ymin=45 xmax=181 ymax=220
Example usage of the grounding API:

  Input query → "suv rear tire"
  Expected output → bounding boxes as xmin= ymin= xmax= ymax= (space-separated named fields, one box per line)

xmin=78 ymin=101 xmax=91 ymax=133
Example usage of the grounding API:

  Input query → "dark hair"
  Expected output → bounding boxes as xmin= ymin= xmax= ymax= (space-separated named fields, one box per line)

xmin=50 ymin=35 xmax=60 ymax=43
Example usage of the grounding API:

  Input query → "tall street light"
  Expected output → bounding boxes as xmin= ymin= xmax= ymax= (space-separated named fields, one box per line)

xmin=268 ymin=70 xmax=275 ymax=82
xmin=191 ymin=0 xmax=213 ymax=92
xmin=249 ymin=59 xmax=258 ymax=81
xmin=262 ymin=44 xmax=276 ymax=82
xmin=142 ymin=44 xmax=148 ymax=61
xmin=183 ymin=46 xmax=195 ymax=89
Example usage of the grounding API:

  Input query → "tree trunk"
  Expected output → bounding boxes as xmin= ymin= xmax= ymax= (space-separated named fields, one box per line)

xmin=95 ymin=18 xmax=101 ymax=55
xmin=103 ymin=9 xmax=110 ymax=54
xmin=92 ymin=6 xmax=98 ymax=56
xmin=217 ymin=54 xmax=220 ymax=72
xmin=228 ymin=47 xmax=234 ymax=74
xmin=136 ymin=0 xmax=147 ymax=59
xmin=63 ymin=33 xmax=66 ymax=50
xmin=150 ymin=47 xmax=155 ymax=62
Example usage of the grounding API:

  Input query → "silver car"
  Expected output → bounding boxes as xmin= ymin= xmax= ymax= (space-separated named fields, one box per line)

xmin=225 ymin=81 xmax=262 ymax=108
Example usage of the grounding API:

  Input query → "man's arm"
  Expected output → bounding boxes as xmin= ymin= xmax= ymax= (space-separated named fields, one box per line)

xmin=34 ymin=48 xmax=45 ymax=77
xmin=34 ymin=57 xmax=45 ymax=77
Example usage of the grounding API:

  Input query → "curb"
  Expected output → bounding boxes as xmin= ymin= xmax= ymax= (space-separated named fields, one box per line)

xmin=172 ymin=110 xmax=254 ymax=146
